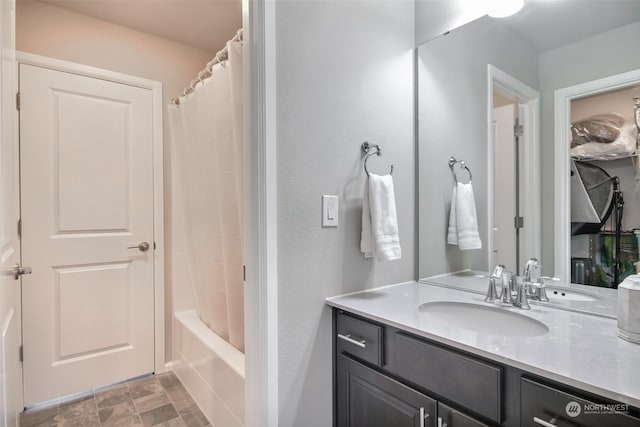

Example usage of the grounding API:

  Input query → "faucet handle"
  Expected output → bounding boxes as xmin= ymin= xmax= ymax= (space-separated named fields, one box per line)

xmin=533 ymin=276 xmax=552 ymax=302
xmin=513 ymin=279 xmax=531 ymax=310
xmin=499 ymin=270 xmax=516 ymax=304
xmin=484 ymin=277 xmax=499 ymax=302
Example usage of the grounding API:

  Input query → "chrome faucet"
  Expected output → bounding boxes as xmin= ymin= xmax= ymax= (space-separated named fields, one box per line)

xmin=523 ymin=258 xmax=540 ymax=283
xmin=485 ymin=264 xmax=531 ymax=309
xmin=485 ymin=265 xmax=518 ymax=304
xmin=522 ymin=258 xmax=549 ymax=302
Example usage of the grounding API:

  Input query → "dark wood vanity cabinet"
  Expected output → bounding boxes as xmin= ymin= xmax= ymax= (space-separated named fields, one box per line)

xmin=337 ymin=353 xmax=436 ymax=426
xmin=335 ymin=310 xmax=496 ymax=427
xmin=333 ymin=308 xmax=640 ymax=427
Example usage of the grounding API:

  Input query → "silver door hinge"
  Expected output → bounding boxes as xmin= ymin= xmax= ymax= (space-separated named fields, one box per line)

xmin=19 ymin=345 xmax=23 ymax=362
xmin=16 ymin=92 xmax=20 ymax=111
xmin=514 ymin=216 xmax=524 ymax=229
xmin=17 ymin=219 xmax=21 ymax=239
xmin=514 ymin=124 xmax=524 ymax=138
xmin=243 ymin=265 xmax=246 ymax=282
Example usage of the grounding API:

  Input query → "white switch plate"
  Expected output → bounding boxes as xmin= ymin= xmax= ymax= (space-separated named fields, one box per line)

xmin=322 ymin=195 xmax=339 ymax=227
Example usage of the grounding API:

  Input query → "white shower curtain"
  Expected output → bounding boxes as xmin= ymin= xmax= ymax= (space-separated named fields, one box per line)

xmin=168 ymin=40 xmax=244 ymax=352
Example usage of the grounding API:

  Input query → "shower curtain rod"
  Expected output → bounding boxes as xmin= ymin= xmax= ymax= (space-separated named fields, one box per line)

xmin=171 ymin=28 xmax=243 ymax=106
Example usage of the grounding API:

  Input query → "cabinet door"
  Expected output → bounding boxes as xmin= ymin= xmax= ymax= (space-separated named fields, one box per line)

xmin=438 ymin=403 xmax=489 ymax=427
xmin=337 ymin=354 xmax=436 ymax=427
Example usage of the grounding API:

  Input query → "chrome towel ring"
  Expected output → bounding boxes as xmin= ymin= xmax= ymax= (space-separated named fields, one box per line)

xmin=362 ymin=142 xmax=394 ymax=177
xmin=448 ymin=156 xmax=472 ymax=182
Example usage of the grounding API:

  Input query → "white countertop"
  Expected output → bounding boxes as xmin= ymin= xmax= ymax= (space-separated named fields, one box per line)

xmin=420 ymin=270 xmax=618 ymax=319
xmin=326 ymin=281 xmax=640 ymax=408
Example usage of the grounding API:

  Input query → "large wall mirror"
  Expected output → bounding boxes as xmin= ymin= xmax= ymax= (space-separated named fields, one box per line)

xmin=417 ymin=1 xmax=640 ymax=286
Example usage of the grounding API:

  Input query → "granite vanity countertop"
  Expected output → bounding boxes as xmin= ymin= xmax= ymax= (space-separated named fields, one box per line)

xmin=420 ymin=270 xmax=618 ymax=319
xmin=326 ymin=281 xmax=640 ymax=408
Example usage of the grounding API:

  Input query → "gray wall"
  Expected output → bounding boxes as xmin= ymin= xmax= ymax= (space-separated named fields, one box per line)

xmin=275 ymin=1 xmax=415 ymax=425
xmin=539 ymin=21 xmax=640 ymax=274
xmin=417 ymin=16 xmax=539 ymax=279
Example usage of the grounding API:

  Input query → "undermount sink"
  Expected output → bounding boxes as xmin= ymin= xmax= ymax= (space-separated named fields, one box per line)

xmin=546 ymin=286 xmax=599 ymax=302
xmin=418 ymin=301 xmax=549 ymax=337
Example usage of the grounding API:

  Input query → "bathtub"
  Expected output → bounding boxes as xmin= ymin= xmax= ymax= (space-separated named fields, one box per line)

xmin=172 ymin=310 xmax=245 ymax=426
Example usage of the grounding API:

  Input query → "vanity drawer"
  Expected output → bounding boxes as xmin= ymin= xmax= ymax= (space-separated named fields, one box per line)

xmin=521 ymin=378 xmax=640 ymax=427
xmin=393 ymin=332 xmax=502 ymax=423
xmin=336 ymin=312 xmax=383 ymax=366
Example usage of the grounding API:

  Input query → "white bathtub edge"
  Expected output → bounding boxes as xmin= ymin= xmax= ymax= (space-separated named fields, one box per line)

xmin=175 ymin=310 xmax=245 ymax=378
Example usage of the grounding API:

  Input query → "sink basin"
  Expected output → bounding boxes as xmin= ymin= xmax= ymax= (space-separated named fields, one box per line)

xmin=418 ymin=301 xmax=549 ymax=337
xmin=546 ymin=286 xmax=599 ymax=302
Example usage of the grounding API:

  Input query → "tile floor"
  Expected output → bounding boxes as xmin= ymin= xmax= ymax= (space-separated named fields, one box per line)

xmin=20 ymin=372 xmax=210 ymax=427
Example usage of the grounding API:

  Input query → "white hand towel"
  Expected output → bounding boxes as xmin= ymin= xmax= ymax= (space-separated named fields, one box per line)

xmin=446 ymin=184 xmax=458 ymax=245
xmin=361 ymin=174 xmax=401 ymax=261
xmin=360 ymin=179 xmax=374 ymax=258
xmin=454 ymin=181 xmax=482 ymax=250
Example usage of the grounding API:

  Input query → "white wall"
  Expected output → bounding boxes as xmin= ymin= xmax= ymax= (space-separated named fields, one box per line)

xmin=275 ymin=1 xmax=415 ymax=425
xmin=417 ymin=15 xmax=539 ymax=278
xmin=16 ymin=0 xmax=217 ymax=361
xmin=539 ymin=21 xmax=640 ymax=274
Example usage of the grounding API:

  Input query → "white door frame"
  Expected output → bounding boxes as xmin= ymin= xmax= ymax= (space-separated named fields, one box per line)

xmin=16 ymin=51 xmax=167 ymax=375
xmin=1 ymin=0 xmax=22 ymax=419
xmin=553 ymin=68 xmax=640 ymax=283
xmin=243 ymin=1 xmax=279 ymax=426
xmin=487 ymin=65 xmax=541 ymax=272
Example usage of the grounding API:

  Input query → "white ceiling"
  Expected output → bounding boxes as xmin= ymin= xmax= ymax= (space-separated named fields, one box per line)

xmin=501 ymin=0 xmax=640 ymax=52
xmin=26 ymin=0 xmax=242 ymax=53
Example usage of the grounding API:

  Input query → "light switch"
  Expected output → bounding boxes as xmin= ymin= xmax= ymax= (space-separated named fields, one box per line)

xmin=327 ymin=202 xmax=336 ymax=220
xmin=322 ymin=195 xmax=339 ymax=227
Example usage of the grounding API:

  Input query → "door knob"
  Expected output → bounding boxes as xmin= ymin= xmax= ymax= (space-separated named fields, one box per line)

xmin=128 ymin=242 xmax=150 ymax=252
xmin=13 ymin=263 xmax=32 ymax=280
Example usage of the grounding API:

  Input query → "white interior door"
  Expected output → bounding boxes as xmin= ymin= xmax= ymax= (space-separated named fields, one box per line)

xmin=20 ymin=63 xmax=155 ymax=405
xmin=492 ymin=104 xmax=517 ymax=272
xmin=0 ymin=0 xmax=22 ymax=423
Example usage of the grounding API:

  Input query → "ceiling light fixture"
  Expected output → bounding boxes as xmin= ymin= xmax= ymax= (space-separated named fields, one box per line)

xmin=488 ymin=0 xmax=525 ymax=18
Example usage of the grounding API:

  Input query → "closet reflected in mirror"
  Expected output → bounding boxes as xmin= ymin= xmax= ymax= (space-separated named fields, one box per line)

xmin=569 ymin=84 xmax=640 ymax=287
